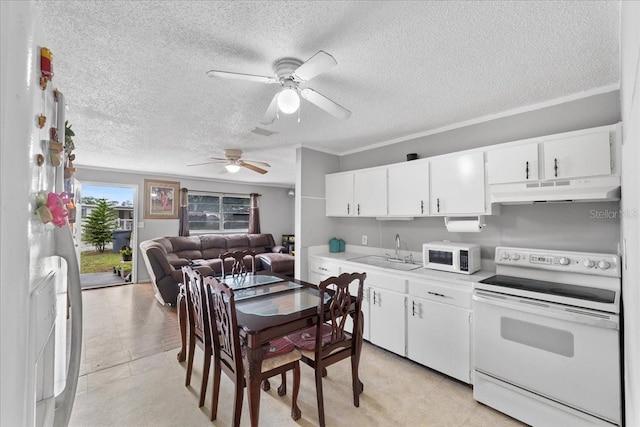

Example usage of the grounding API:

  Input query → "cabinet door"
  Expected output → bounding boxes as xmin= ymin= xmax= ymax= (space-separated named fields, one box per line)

xmin=325 ymin=172 xmax=354 ymax=216
xmin=543 ymin=131 xmax=612 ymax=180
xmin=407 ymin=296 xmax=471 ymax=383
xmin=430 ymin=151 xmax=486 ymax=215
xmin=387 ymin=161 xmax=430 ymax=216
xmin=354 ymin=168 xmax=387 ymax=216
xmin=369 ymin=287 xmax=406 ymax=356
xmin=487 ymin=143 xmax=539 ymax=184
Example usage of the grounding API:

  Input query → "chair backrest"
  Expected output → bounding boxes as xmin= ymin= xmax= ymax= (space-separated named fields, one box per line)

xmin=182 ymin=266 xmax=207 ymax=341
xmin=316 ymin=272 xmax=366 ymax=355
xmin=219 ymin=249 xmax=256 ymax=279
xmin=203 ymin=275 xmax=244 ymax=381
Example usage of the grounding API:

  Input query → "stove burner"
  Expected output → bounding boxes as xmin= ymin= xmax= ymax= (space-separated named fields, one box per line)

xmin=479 ymin=275 xmax=615 ymax=304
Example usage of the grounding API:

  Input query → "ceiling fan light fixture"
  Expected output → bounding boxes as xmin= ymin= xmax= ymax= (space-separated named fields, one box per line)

xmin=225 ymin=162 xmax=241 ymax=173
xmin=277 ymin=88 xmax=300 ymax=114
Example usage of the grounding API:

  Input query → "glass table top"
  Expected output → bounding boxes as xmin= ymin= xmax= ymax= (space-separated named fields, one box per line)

xmin=235 ymin=285 xmax=331 ymax=316
xmin=219 ymin=274 xmax=284 ymax=289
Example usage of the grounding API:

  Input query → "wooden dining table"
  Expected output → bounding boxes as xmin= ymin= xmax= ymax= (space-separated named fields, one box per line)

xmin=176 ymin=272 xmax=363 ymax=427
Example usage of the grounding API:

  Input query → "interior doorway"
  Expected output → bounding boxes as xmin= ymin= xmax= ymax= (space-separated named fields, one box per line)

xmin=78 ymin=182 xmax=138 ymax=289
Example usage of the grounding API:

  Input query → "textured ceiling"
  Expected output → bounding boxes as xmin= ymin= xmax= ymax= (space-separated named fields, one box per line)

xmin=35 ymin=0 xmax=620 ymax=187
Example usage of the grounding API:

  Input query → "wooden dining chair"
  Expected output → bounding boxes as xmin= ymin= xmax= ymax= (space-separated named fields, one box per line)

xmin=286 ymin=272 xmax=367 ymax=427
xmin=202 ymin=275 xmax=302 ymax=425
xmin=181 ymin=265 xmax=215 ymax=408
xmin=219 ymin=249 xmax=256 ymax=279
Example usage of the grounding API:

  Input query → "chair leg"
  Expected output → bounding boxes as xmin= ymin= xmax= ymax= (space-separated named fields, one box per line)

xmin=277 ymin=372 xmax=287 ymax=396
xmin=351 ymin=354 xmax=361 ymax=407
xmin=210 ymin=357 xmax=221 ymax=421
xmin=199 ymin=348 xmax=211 ymax=407
xmin=291 ymin=363 xmax=301 ymax=420
xmin=185 ymin=333 xmax=196 ymax=386
xmin=315 ymin=365 xmax=326 ymax=427
xmin=232 ymin=381 xmax=244 ymax=427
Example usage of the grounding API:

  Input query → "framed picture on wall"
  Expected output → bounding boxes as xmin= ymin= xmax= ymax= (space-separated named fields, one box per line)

xmin=143 ymin=179 xmax=180 ymax=219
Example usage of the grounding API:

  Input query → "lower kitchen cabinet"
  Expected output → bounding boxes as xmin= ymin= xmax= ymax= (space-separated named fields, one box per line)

xmin=407 ymin=296 xmax=471 ymax=383
xmin=407 ymin=279 xmax=472 ymax=384
xmin=369 ymin=286 xmax=406 ymax=356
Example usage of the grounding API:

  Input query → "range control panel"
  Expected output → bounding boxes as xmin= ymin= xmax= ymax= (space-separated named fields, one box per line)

xmin=495 ymin=246 xmax=620 ymax=277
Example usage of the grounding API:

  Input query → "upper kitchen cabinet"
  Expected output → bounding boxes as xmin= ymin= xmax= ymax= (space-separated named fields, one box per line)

xmin=325 ymin=172 xmax=354 ymax=216
xmin=387 ymin=160 xmax=429 ymax=216
xmin=354 ymin=167 xmax=387 ymax=216
xmin=326 ymin=167 xmax=387 ymax=217
xmin=430 ymin=151 xmax=487 ymax=216
xmin=542 ymin=130 xmax=612 ymax=180
xmin=487 ymin=143 xmax=539 ymax=184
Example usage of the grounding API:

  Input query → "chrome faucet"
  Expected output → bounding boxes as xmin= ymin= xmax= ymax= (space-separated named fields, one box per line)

xmin=395 ymin=234 xmax=400 ymax=260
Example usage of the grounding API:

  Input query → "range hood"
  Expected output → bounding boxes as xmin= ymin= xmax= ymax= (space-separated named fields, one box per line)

xmin=489 ymin=175 xmax=620 ymax=204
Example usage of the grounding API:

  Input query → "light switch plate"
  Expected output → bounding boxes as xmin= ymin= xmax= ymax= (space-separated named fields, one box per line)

xmin=362 ymin=235 xmax=368 ymax=245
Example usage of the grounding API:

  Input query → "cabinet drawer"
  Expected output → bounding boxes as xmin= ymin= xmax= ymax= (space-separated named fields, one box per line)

xmin=308 ymin=257 xmax=341 ymax=277
xmin=408 ymin=280 xmax=471 ymax=309
xmin=361 ymin=270 xmax=406 ymax=293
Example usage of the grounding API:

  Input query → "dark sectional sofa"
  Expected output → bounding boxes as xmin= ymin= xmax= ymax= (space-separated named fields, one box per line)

xmin=140 ymin=233 xmax=294 ymax=306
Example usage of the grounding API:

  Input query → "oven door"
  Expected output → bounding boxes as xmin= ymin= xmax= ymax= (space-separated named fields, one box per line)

xmin=472 ymin=290 xmax=621 ymax=425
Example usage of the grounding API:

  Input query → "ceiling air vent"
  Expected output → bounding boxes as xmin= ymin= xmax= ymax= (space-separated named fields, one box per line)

xmin=250 ymin=127 xmax=277 ymax=137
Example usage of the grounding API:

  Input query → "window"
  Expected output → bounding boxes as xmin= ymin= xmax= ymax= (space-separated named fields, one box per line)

xmin=188 ymin=193 xmax=250 ymax=233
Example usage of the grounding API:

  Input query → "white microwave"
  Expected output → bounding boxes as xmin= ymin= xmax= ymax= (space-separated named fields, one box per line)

xmin=423 ymin=241 xmax=481 ymax=274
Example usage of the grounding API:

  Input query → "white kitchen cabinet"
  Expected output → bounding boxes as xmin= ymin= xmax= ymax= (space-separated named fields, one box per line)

xmin=308 ymin=256 xmax=342 ymax=285
xmin=430 ymin=151 xmax=486 ymax=215
xmin=543 ymin=130 xmax=612 ymax=180
xmin=326 ymin=167 xmax=387 ymax=217
xmin=387 ymin=160 xmax=429 ymax=216
xmin=369 ymin=286 xmax=406 ymax=356
xmin=407 ymin=279 xmax=472 ymax=383
xmin=487 ymin=143 xmax=539 ymax=184
xmin=325 ymin=172 xmax=354 ymax=216
xmin=353 ymin=167 xmax=387 ymax=216
xmin=408 ymin=296 xmax=471 ymax=383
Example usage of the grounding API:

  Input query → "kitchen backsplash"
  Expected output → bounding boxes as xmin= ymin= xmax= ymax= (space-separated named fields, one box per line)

xmin=333 ymin=201 xmax=621 ymax=259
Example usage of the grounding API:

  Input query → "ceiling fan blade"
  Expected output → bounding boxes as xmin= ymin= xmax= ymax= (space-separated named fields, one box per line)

xmin=293 ymin=50 xmax=337 ymax=81
xmin=206 ymin=70 xmax=277 ymax=84
xmin=188 ymin=161 xmax=219 ymax=167
xmin=260 ymin=93 xmax=279 ymax=125
xmin=240 ymin=161 xmax=268 ymax=174
xmin=242 ymin=159 xmax=271 ymax=167
xmin=300 ymin=88 xmax=351 ymax=120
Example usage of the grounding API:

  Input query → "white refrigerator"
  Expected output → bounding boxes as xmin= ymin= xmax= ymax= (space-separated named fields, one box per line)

xmin=1 ymin=2 xmax=83 ymax=427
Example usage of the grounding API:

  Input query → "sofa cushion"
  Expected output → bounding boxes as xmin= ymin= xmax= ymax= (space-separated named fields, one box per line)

xmin=248 ymin=234 xmax=275 ymax=254
xmin=257 ymin=252 xmax=294 ymax=275
xmin=225 ymin=234 xmax=250 ymax=252
xmin=168 ymin=236 xmax=203 ymax=260
xmin=200 ymin=234 xmax=228 ymax=259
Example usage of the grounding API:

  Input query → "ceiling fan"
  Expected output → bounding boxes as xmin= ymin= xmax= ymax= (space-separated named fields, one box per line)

xmin=206 ymin=50 xmax=351 ymax=124
xmin=188 ymin=149 xmax=270 ymax=174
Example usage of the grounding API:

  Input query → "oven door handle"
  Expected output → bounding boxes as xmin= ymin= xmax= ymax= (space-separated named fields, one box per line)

xmin=473 ymin=291 xmax=619 ymax=330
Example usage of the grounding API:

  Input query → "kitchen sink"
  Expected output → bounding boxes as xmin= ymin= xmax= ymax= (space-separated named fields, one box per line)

xmin=347 ymin=255 xmax=423 ymax=271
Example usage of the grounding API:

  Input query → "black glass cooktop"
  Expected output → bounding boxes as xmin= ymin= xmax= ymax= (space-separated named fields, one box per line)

xmin=479 ymin=275 xmax=616 ymax=304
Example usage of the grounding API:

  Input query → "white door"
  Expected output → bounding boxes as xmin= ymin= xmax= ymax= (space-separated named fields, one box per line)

xmin=325 ymin=172 xmax=354 ymax=216
xmin=354 ymin=167 xmax=387 ymax=216
xmin=407 ymin=296 xmax=470 ymax=383
xmin=487 ymin=143 xmax=539 ymax=184
xmin=387 ymin=161 xmax=429 ymax=216
xmin=369 ymin=287 xmax=406 ymax=356
xmin=543 ymin=131 xmax=612 ymax=180
xmin=430 ymin=151 xmax=486 ymax=215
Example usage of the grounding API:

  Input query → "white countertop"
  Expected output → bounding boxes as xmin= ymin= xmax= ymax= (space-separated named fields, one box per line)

xmin=310 ymin=250 xmax=495 ymax=287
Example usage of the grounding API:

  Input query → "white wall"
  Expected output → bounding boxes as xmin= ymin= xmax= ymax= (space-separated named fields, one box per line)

xmin=295 ymin=147 xmax=340 ymax=281
xmin=620 ymin=1 xmax=640 ymax=425
xmin=75 ymin=168 xmax=294 ymax=282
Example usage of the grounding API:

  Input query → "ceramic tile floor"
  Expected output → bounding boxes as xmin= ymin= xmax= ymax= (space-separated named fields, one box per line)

xmin=72 ymin=283 xmax=527 ymax=426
